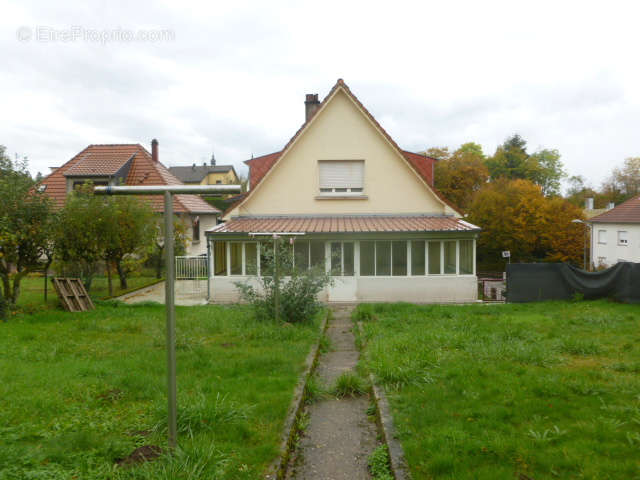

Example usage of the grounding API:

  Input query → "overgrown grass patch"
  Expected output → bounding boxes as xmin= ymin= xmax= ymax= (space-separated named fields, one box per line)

xmin=355 ymin=300 xmax=640 ymax=479
xmin=0 ymin=303 xmax=322 ymax=478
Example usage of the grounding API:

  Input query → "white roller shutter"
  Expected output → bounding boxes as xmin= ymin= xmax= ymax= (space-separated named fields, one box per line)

xmin=319 ymin=160 xmax=364 ymax=190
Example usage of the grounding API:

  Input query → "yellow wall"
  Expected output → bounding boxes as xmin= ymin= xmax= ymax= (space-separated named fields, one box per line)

xmin=228 ymin=88 xmax=452 ymax=218
xmin=202 ymin=170 xmax=238 ymax=185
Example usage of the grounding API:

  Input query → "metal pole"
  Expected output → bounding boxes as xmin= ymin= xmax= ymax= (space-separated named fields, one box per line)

xmin=273 ymin=236 xmax=279 ymax=321
xmin=584 ymin=227 xmax=589 ymax=270
xmin=164 ymin=191 xmax=177 ymax=449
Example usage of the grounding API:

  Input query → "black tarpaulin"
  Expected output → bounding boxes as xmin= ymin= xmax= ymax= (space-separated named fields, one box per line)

xmin=506 ymin=262 xmax=640 ymax=303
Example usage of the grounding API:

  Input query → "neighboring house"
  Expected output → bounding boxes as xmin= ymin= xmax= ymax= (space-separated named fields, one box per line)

xmin=206 ymin=79 xmax=481 ymax=303
xmin=39 ymin=140 xmax=220 ymax=255
xmin=169 ymin=159 xmax=239 ymax=191
xmin=588 ymin=195 xmax=640 ymax=267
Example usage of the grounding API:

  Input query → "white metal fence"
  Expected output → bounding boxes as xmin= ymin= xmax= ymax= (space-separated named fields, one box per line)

xmin=175 ymin=255 xmax=208 ymax=280
xmin=175 ymin=255 xmax=209 ymax=299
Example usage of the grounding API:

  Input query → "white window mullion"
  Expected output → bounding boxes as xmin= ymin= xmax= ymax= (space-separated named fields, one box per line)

xmin=241 ymin=243 xmax=246 ymax=276
xmin=473 ymin=238 xmax=476 ymax=276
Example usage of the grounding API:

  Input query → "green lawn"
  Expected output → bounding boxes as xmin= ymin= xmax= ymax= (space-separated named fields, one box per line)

xmin=14 ymin=274 xmax=160 ymax=312
xmin=0 ymin=302 xmax=322 ymax=479
xmin=354 ymin=301 xmax=640 ymax=479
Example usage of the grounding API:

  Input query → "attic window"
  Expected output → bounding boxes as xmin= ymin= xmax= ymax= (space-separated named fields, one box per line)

xmin=318 ymin=160 xmax=364 ymax=195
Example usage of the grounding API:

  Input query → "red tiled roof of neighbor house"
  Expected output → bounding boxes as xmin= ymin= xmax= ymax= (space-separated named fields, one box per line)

xmin=589 ymin=195 xmax=640 ymax=223
xmin=208 ymin=215 xmax=480 ymax=234
xmin=39 ymin=144 xmax=220 ymax=215
xmin=233 ymin=79 xmax=457 ymax=217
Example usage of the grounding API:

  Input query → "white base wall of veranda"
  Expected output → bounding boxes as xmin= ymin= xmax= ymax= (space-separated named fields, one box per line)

xmin=208 ymin=275 xmax=478 ymax=304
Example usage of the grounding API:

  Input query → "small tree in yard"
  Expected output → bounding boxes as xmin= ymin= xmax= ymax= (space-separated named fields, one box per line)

xmin=235 ymin=240 xmax=332 ymax=323
xmin=103 ymin=196 xmax=155 ymax=291
xmin=55 ymin=184 xmax=109 ymax=291
xmin=147 ymin=217 xmax=188 ymax=279
xmin=0 ymin=148 xmax=54 ymax=314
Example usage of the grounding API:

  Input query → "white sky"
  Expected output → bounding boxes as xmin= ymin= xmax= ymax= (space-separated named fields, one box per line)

xmin=1 ymin=0 xmax=639 ymax=190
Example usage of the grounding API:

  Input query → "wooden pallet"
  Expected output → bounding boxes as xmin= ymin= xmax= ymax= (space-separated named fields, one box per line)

xmin=52 ymin=278 xmax=95 ymax=312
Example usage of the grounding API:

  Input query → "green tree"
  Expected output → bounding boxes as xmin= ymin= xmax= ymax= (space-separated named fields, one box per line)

xmin=147 ymin=217 xmax=188 ymax=279
xmin=434 ymin=143 xmax=489 ymax=211
xmin=485 ymin=134 xmax=538 ymax=181
xmin=422 ymin=146 xmax=451 ymax=161
xmin=55 ymin=184 xmax=109 ymax=291
xmin=103 ymin=196 xmax=155 ymax=292
xmin=603 ymin=157 xmax=640 ymax=203
xmin=529 ymin=148 xmax=566 ymax=196
xmin=0 ymin=147 xmax=54 ymax=310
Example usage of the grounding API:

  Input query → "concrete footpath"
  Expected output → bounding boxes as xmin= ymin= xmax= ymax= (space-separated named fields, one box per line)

xmin=287 ymin=305 xmax=377 ymax=480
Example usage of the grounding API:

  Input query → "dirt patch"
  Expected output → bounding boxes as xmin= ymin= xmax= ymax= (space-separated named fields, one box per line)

xmin=98 ymin=388 xmax=123 ymax=402
xmin=221 ymin=342 xmax=236 ymax=348
xmin=565 ymin=356 xmax=607 ymax=369
xmin=116 ymin=445 xmax=163 ymax=466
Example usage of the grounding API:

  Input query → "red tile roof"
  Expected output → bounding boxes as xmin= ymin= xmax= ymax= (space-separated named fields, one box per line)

xmin=39 ymin=144 xmax=219 ymax=215
xmin=234 ymin=79 xmax=457 ymax=216
xmin=589 ymin=196 xmax=640 ymax=223
xmin=208 ymin=215 xmax=479 ymax=234
xmin=64 ymin=149 xmax=134 ymax=176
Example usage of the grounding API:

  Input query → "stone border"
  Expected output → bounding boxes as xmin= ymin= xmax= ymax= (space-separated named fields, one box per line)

xmin=265 ymin=310 xmax=330 ymax=480
xmin=356 ymin=321 xmax=411 ymax=480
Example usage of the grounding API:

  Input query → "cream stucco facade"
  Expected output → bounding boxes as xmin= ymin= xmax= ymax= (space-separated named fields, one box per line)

xmin=227 ymin=89 xmax=455 ymax=218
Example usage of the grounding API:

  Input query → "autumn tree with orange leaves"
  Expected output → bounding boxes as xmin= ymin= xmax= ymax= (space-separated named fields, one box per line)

xmin=467 ymin=178 xmax=584 ymax=267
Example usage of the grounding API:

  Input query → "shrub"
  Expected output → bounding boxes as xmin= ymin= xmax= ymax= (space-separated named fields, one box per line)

xmin=235 ymin=241 xmax=332 ymax=323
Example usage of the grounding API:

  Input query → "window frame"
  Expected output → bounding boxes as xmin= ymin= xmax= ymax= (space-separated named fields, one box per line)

xmin=618 ymin=230 xmax=628 ymax=246
xmin=598 ymin=230 xmax=607 ymax=244
xmin=317 ymin=160 xmax=365 ymax=196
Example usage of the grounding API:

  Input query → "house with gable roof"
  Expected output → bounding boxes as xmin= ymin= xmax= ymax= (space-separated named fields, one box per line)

xmin=206 ymin=79 xmax=481 ymax=303
xmin=38 ymin=140 xmax=220 ymax=255
xmin=588 ymin=195 xmax=640 ymax=267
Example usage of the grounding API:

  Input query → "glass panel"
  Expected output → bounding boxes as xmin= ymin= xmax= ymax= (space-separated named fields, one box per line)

xmin=331 ymin=242 xmax=342 ymax=275
xmin=281 ymin=243 xmax=294 ymax=276
xmin=459 ymin=240 xmax=473 ymax=274
xmin=376 ymin=241 xmax=391 ymax=276
xmin=230 ymin=242 xmax=242 ymax=275
xmin=428 ymin=241 xmax=441 ymax=274
xmin=260 ymin=241 xmax=272 ymax=276
xmin=392 ymin=241 xmax=407 ymax=276
xmin=344 ymin=242 xmax=354 ymax=276
xmin=214 ymin=241 xmax=227 ymax=276
xmin=360 ymin=241 xmax=375 ymax=276
xmin=245 ymin=243 xmax=258 ymax=275
xmin=294 ymin=240 xmax=309 ymax=270
xmin=310 ymin=241 xmax=325 ymax=270
xmin=444 ymin=241 xmax=456 ymax=274
xmin=411 ymin=240 xmax=425 ymax=275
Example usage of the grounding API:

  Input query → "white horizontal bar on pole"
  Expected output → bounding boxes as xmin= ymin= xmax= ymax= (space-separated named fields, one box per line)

xmin=94 ymin=185 xmax=241 ymax=195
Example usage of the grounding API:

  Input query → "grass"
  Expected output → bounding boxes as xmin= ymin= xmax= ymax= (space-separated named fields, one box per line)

xmin=0 ymin=302 xmax=323 ymax=479
xmin=354 ymin=301 xmax=640 ymax=479
xmin=330 ymin=372 xmax=369 ymax=398
xmin=368 ymin=445 xmax=393 ymax=480
xmin=13 ymin=274 xmax=160 ymax=313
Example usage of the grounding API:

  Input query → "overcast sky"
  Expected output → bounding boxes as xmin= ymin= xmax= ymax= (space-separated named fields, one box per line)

xmin=2 ymin=0 xmax=639 ymax=190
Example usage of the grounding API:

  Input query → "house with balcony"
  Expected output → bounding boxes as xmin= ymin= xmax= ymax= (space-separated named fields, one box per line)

xmin=206 ymin=79 xmax=480 ymax=303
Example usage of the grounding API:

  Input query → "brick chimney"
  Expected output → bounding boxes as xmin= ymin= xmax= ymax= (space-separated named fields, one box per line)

xmin=151 ymin=139 xmax=158 ymax=162
xmin=304 ymin=94 xmax=320 ymax=122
